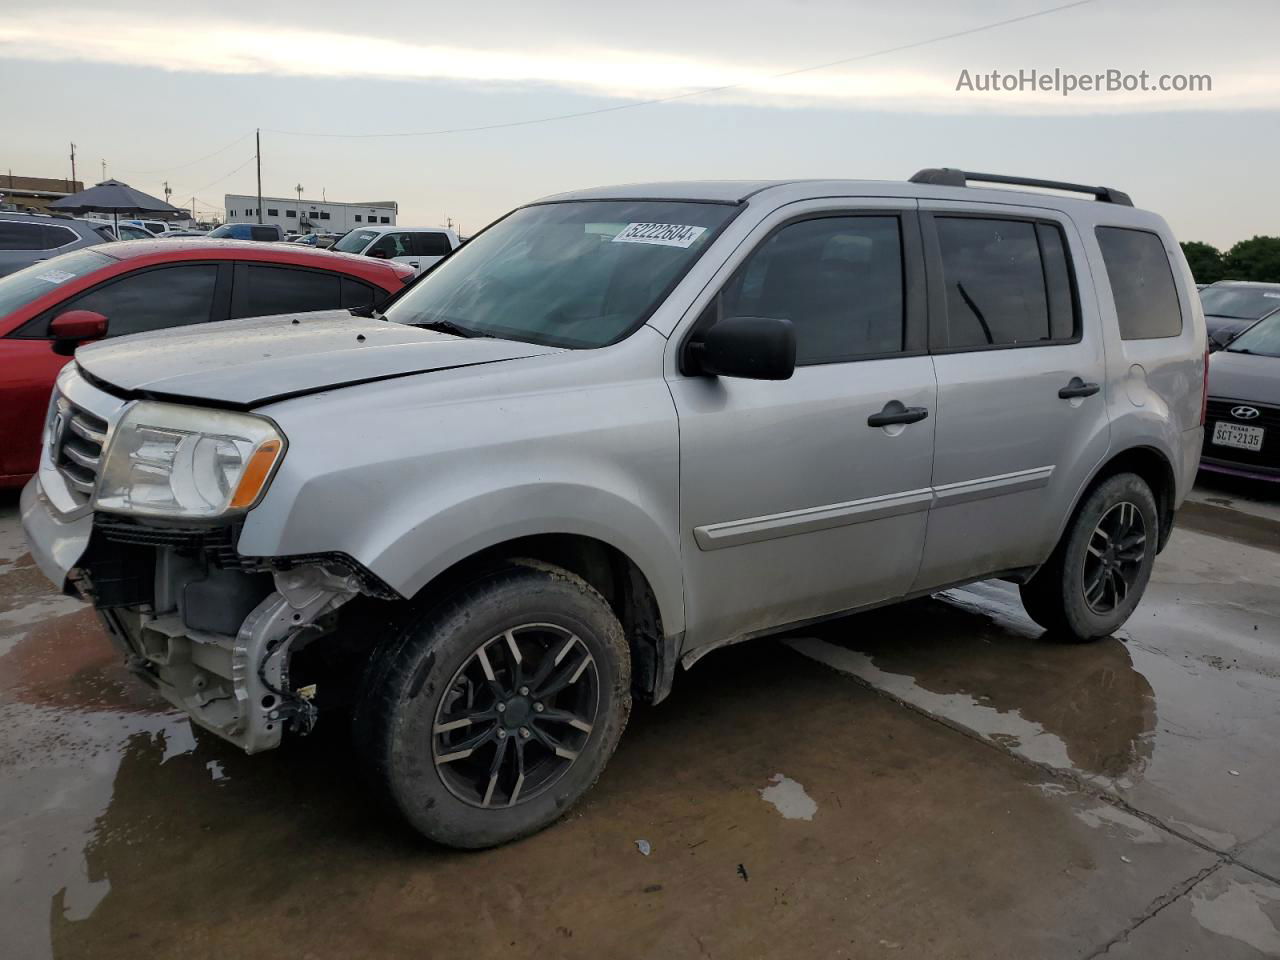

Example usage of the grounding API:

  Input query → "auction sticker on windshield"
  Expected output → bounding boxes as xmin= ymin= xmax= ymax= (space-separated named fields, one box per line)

xmin=35 ymin=269 xmax=76 ymax=284
xmin=612 ymin=222 xmax=708 ymax=248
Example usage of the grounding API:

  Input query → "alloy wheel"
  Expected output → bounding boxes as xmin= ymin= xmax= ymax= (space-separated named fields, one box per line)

xmin=432 ymin=622 xmax=599 ymax=808
xmin=1081 ymin=501 xmax=1147 ymax=615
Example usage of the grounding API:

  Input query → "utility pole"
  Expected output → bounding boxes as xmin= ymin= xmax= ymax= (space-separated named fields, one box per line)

xmin=100 ymin=158 xmax=107 ymax=181
xmin=295 ymin=183 xmax=304 ymax=232
xmin=255 ymin=128 xmax=263 ymax=224
xmin=163 ymin=181 xmax=172 ymax=205
xmin=69 ymin=142 xmax=77 ymax=188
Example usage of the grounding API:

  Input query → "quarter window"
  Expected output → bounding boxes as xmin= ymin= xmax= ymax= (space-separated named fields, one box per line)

xmin=1095 ymin=227 xmax=1183 ymax=339
xmin=934 ymin=217 xmax=1077 ymax=349
xmin=62 ymin=264 xmax=219 ymax=337
xmin=719 ymin=216 xmax=906 ymax=364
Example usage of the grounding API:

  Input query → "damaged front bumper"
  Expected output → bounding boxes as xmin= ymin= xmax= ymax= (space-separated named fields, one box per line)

xmin=96 ymin=563 xmax=362 ymax=753
xmin=24 ymin=474 xmax=375 ymax=753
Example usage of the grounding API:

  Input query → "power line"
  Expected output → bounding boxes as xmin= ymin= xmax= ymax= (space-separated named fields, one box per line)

xmin=265 ymin=0 xmax=1099 ymax=140
xmin=117 ymin=131 xmax=256 ymax=177
xmin=189 ymin=154 xmax=259 ymax=195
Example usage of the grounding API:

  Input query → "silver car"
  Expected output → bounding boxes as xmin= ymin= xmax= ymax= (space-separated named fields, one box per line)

xmin=0 ymin=211 xmax=115 ymax=277
xmin=22 ymin=169 xmax=1206 ymax=847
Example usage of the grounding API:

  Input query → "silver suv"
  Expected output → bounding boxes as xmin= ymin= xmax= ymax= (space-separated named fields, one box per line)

xmin=0 ymin=212 xmax=115 ymax=277
xmin=22 ymin=169 xmax=1206 ymax=847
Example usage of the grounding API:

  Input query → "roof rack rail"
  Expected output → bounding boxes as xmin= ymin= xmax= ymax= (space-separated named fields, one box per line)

xmin=909 ymin=168 xmax=1133 ymax=206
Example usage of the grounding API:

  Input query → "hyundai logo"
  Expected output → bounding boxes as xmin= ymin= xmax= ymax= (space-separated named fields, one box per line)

xmin=1231 ymin=406 xmax=1261 ymax=420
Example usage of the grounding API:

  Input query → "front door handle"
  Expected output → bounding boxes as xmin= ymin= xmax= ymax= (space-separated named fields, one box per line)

xmin=1058 ymin=377 xmax=1101 ymax=399
xmin=867 ymin=401 xmax=929 ymax=428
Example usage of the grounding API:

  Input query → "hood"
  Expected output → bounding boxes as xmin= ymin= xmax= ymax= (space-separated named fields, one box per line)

xmin=74 ymin=310 xmax=561 ymax=407
xmin=1208 ymin=349 xmax=1280 ymax=408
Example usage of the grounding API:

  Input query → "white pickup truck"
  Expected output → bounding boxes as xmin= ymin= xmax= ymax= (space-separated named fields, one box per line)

xmin=330 ymin=224 xmax=459 ymax=274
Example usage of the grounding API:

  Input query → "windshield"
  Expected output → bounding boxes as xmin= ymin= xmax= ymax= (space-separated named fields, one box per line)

xmin=1227 ymin=312 xmax=1280 ymax=358
xmin=207 ymin=223 xmax=243 ymax=238
xmin=0 ymin=248 xmax=113 ymax=319
xmin=383 ymin=200 xmax=734 ymax=348
xmin=1200 ymin=285 xmax=1280 ymax=320
xmin=333 ymin=229 xmax=378 ymax=254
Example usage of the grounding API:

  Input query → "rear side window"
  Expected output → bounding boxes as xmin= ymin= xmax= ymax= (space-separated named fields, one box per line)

xmin=411 ymin=232 xmax=453 ymax=257
xmin=63 ymin=264 xmax=219 ymax=337
xmin=232 ymin=264 xmax=342 ymax=318
xmin=250 ymin=226 xmax=279 ymax=242
xmin=721 ymin=215 xmax=906 ymax=364
xmin=1095 ymin=227 xmax=1183 ymax=339
xmin=0 ymin=220 xmax=73 ymax=251
xmin=934 ymin=217 xmax=1077 ymax=349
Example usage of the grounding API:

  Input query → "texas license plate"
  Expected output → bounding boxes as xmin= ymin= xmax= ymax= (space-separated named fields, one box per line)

xmin=1212 ymin=421 xmax=1264 ymax=452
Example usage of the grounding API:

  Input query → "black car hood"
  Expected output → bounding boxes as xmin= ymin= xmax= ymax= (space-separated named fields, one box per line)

xmin=74 ymin=310 xmax=560 ymax=407
xmin=1208 ymin=349 xmax=1280 ymax=408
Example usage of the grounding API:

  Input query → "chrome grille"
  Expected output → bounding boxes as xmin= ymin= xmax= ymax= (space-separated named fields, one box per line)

xmin=54 ymin=401 xmax=109 ymax=502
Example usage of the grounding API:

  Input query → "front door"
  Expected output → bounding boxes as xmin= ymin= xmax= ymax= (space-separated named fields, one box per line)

xmin=911 ymin=203 xmax=1111 ymax=591
xmin=669 ymin=203 xmax=937 ymax=655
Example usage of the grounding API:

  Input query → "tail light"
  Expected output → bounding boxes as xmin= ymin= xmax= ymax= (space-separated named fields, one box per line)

xmin=1200 ymin=348 xmax=1210 ymax=426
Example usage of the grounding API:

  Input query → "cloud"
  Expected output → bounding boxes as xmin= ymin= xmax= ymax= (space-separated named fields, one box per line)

xmin=2 ymin=10 xmax=1276 ymax=115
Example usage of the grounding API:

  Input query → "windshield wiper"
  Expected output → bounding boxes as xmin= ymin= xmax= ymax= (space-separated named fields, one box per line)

xmin=412 ymin=319 xmax=493 ymax=339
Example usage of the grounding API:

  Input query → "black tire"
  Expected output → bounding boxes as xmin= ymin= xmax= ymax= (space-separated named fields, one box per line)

xmin=356 ymin=560 xmax=630 ymax=849
xmin=1020 ymin=472 xmax=1159 ymax=642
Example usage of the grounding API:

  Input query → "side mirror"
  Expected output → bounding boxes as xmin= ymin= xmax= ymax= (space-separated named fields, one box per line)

xmin=50 ymin=310 xmax=108 ymax=355
xmin=689 ymin=315 xmax=796 ymax=380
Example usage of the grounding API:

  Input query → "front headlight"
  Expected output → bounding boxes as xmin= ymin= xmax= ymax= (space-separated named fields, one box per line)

xmin=95 ymin=401 xmax=286 ymax=519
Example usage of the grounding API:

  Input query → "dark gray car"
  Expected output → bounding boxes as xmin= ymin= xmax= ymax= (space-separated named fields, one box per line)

xmin=0 ymin=212 xmax=115 ymax=277
xmin=1200 ymin=280 xmax=1280 ymax=348
xmin=1202 ymin=310 xmax=1280 ymax=481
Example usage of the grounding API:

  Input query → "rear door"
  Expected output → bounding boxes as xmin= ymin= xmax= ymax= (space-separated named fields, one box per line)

xmin=406 ymin=231 xmax=454 ymax=273
xmin=229 ymin=263 xmax=348 ymax=318
xmin=671 ymin=200 xmax=937 ymax=652
xmin=911 ymin=203 xmax=1110 ymax=591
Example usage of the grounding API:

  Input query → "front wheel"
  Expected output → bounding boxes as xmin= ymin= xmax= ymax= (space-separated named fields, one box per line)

xmin=1020 ymin=472 xmax=1159 ymax=642
xmin=358 ymin=562 xmax=630 ymax=848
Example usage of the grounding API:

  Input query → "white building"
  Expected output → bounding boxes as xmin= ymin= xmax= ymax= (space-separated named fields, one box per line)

xmin=223 ymin=194 xmax=397 ymax=235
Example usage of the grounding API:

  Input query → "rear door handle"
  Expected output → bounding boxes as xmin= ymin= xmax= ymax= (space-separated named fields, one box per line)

xmin=867 ymin=401 xmax=929 ymax=428
xmin=1058 ymin=377 xmax=1101 ymax=399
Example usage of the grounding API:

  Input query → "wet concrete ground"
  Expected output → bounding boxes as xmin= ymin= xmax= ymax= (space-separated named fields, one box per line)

xmin=2 ymin=486 xmax=1278 ymax=959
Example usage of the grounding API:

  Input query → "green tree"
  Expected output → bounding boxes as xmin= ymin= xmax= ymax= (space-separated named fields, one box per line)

xmin=1223 ymin=235 xmax=1280 ymax=282
xmin=1180 ymin=241 xmax=1224 ymax=284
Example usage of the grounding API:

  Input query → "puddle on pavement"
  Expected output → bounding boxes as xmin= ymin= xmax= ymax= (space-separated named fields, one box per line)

xmin=785 ymin=539 xmax=1280 ymax=855
xmin=1190 ymin=874 xmax=1280 ymax=955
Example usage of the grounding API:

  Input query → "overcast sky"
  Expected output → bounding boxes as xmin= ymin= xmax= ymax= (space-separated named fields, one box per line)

xmin=1 ymin=0 xmax=1277 ymax=246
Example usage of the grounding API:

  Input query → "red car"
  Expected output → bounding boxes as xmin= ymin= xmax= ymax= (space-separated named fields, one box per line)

xmin=0 ymin=239 xmax=414 ymax=488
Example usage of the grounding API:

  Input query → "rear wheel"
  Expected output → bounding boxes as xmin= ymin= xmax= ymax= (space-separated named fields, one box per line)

xmin=1020 ymin=472 xmax=1158 ymax=642
xmin=358 ymin=562 xmax=630 ymax=848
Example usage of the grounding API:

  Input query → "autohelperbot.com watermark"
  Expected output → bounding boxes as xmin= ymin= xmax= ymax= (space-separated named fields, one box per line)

xmin=955 ymin=68 xmax=1212 ymax=97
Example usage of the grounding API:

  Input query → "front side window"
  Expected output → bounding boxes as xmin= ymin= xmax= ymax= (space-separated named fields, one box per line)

xmin=1095 ymin=226 xmax=1183 ymax=339
xmin=935 ymin=217 xmax=1076 ymax=349
xmin=369 ymin=233 xmax=412 ymax=258
xmin=718 ymin=216 xmax=906 ymax=364
xmin=385 ymin=200 xmax=734 ymax=348
xmin=60 ymin=264 xmax=219 ymax=337
xmin=232 ymin=265 xmax=342 ymax=318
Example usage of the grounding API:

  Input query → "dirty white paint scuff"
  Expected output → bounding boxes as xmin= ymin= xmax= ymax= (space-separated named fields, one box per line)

xmin=759 ymin=773 xmax=817 ymax=821
xmin=1190 ymin=879 xmax=1280 ymax=955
